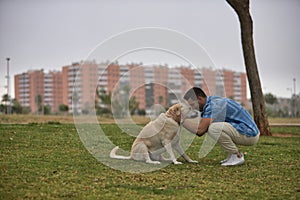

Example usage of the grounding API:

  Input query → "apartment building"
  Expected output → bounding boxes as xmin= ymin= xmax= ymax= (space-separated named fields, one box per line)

xmin=201 ymin=67 xmax=217 ymax=95
xmin=15 ymin=62 xmax=248 ymax=114
xmin=44 ymin=71 xmax=62 ymax=113
xmin=152 ymin=66 xmax=168 ymax=107
xmin=14 ymin=71 xmax=30 ymax=109
xmin=223 ymin=69 xmax=247 ymax=107
xmin=15 ymin=70 xmax=44 ymax=113
xmin=129 ymin=64 xmax=146 ymax=109
xmin=62 ymin=61 xmax=98 ymax=113
xmin=15 ymin=69 xmax=62 ymax=113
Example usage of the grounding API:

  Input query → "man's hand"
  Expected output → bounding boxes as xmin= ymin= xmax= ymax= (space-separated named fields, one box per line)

xmin=183 ymin=117 xmax=211 ymax=137
xmin=196 ymin=132 xmax=202 ymax=137
xmin=166 ymin=107 xmax=181 ymax=123
xmin=182 ymin=118 xmax=201 ymax=134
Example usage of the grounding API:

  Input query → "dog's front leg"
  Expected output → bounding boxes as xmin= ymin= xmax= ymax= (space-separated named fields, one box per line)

xmin=173 ymin=143 xmax=198 ymax=163
xmin=164 ymin=141 xmax=182 ymax=165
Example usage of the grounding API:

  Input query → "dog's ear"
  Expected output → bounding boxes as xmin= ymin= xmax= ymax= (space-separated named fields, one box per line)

xmin=175 ymin=104 xmax=181 ymax=116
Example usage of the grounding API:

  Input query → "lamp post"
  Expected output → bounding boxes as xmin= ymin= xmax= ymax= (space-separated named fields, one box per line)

xmin=6 ymin=57 xmax=11 ymax=115
xmin=293 ymin=78 xmax=296 ymax=96
xmin=287 ymin=87 xmax=293 ymax=117
xmin=292 ymin=78 xmax=297 ymax=117
xmin=288 ymin=78 xmax=297 ymax=118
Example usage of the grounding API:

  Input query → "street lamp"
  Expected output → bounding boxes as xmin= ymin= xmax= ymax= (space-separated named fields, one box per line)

xmin=287 ymin=78 xmax=297 ymax=118
xmin=6 ymin=57 xmax=11 ymax=114
xmin=293 ymin=78 xmax=296 ymax=96
xmin=287 ymin=87 xmax=293 ymax=117
xmin=292 ymin=78 xmax=297 ymax=117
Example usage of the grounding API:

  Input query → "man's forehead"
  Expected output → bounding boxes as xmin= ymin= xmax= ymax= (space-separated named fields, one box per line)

xmin=186 ymin=98 xmax=197 ymax=103
xmin=181 ymin=99 xmax=192 ymax=105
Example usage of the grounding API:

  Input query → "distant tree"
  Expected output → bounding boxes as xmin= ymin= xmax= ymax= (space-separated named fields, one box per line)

xmin=146 ymin=97 xmax=154 ymax=108
xmin=123 ymin=84 xmax=130 ymax=97
xmin=59 ymin=104 xmax=69 ymax=114
xmin=226 ymin=0 xmax=271 ymax=136
xmin=158 ymin=96 xmax=164 ymax=104
xmin=121 ymin=84 xmax=131 ymax=116
xmin=22 ymin=107 xmax=31 ymax=114
xmin=96 ymin=87 xmax=112 ymax=115
xmin=112 ymin=98 xmax=123 ymax=118
xmin=72 ymin=92 xmax=80 ymax=115
xmin=35 ymin=94 xmax=43 ymax=114
xmin=95 ymin=88 xmax=100 ymax=114
xmin=110 ymin=85 xmax=136 ymax=118
xmin=43 ymin=105 xmax=51 ymax=115
xmin=1 ymin=94 xmax=11 ymax=114
xmin=111 ymin=87 xmax=126 ymax=118
xmin=82 ymin=102 xmax=91 ymax=115
xmin=0 ymin=104 xmax=5 ymax=113
xmin=129 ymin=96 xmax=139 ymax=115
xmin=99 ymin=90 xmax=111 ymax=107
xmin=264 ymin=93 xmax=278 ymax=105
xmin=228 ymin=95 xmax=234 ymax=100
xmin=1 ymin=94 xmax=10 ymax=104
xmin=12 ymin=99 xmax=23 ymax=114
xmin=138 ymin=109 xmax=146 ymax=115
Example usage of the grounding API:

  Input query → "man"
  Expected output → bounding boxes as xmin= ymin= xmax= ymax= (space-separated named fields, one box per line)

xmin=182 ymin=87 xmax=260 ymax=166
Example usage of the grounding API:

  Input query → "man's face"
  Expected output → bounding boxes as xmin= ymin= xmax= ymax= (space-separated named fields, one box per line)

xmin=187 ymin=96 xmax=205 ymax=112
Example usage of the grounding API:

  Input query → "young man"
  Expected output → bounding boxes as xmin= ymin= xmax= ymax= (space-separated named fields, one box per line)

xmin=182 ymin=87 xmax=260 ymax=166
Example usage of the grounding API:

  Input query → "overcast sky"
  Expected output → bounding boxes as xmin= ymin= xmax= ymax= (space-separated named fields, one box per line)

xmin=0 ymin=0 xmax=299 ymax=99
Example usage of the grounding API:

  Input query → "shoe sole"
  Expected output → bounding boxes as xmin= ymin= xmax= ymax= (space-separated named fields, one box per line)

xmin=220 ymin=159 xmax=228 ymax=164
xmin=221 ymin=160 xmax=245 ymax=166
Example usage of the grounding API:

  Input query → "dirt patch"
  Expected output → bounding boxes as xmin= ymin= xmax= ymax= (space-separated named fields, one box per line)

xmin=0 ymin=114 xmax=150 ymax=124
xmin=271 ymin=133 xmax=300 ymax=138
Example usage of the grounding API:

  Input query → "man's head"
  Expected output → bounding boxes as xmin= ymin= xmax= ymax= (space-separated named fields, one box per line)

xmin=183 ymin=87 xmax=207 ymax=112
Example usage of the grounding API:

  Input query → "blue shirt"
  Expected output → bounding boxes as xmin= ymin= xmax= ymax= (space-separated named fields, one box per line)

xmin=201 ymin=96 xmax=259 ymax=137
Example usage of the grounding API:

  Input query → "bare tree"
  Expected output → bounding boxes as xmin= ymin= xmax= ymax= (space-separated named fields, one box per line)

xmin=226 ymin=0 xmax=271 ymax=136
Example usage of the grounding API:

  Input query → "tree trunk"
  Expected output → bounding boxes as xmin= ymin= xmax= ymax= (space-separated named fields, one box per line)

xmin=226 ymin=0 xmax=271 ymax=136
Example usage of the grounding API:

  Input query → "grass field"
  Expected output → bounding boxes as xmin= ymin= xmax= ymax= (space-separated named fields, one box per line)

xmin=1 ymin=114 xmax=300 ymax=125
xmin=1 ymin=121 xmax=299 ymax=199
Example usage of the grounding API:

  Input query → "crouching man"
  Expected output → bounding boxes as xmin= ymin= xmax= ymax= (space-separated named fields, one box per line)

xmin=182 ymin=87 xmax=260 ymax=166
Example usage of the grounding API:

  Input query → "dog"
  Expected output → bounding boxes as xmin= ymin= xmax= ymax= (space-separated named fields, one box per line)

xmin=110 ymin=103 xmax=199 ymax=164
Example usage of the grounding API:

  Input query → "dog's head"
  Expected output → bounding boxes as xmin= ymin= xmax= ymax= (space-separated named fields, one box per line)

xmin=166 ymin=102 xmax=199 ymax=124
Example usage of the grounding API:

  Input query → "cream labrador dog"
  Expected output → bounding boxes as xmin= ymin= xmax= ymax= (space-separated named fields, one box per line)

xmin=110 ymin=103 xmax=199 ymax=164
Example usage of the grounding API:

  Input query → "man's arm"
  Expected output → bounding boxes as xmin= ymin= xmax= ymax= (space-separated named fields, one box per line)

xmin=183 ymin=118 xmax=212 ymax=137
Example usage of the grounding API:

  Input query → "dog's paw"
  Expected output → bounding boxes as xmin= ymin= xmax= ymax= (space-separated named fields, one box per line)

xmin=173 ymin=161 xmax=183 ymax=165
xmin=147 ymin=160 xmax=161 ymax=165
xmin=188 ymin=160 xmax=198 ymax=163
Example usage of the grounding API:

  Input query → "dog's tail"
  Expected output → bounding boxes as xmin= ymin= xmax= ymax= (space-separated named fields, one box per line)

xmin=109 ymin=146 xmax=131 ymax=160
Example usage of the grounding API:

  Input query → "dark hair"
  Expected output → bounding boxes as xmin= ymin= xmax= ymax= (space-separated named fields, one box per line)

xmin=183 ymin=87 xmax=207 ymax=100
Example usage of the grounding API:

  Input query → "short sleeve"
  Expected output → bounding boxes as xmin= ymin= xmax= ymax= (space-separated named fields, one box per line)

xmin=202 ymin=97 xmax=226 ymax=122
xmin=201 ymin=104 xmax=212 ymax=118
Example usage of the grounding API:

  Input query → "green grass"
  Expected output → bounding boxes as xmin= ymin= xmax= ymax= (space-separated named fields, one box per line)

xmin=271 ymin=126 xmax=300 ymax=135
xmin=1 ymin=123 xmax=299 ymax=199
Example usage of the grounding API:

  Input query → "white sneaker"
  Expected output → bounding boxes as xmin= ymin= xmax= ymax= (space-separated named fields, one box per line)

xmin=221 ymin=153 xmax=245 ymax=166
xmin=220 ymin=154 xmax=231 ymax=164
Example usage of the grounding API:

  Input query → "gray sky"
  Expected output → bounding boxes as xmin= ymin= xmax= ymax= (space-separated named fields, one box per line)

xmin=0 ymin=0 xmax=299 ymax=99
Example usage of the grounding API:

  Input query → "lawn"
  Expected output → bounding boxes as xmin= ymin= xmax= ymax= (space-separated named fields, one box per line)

xmin=0 ymin=122 xmax=299 ymax=199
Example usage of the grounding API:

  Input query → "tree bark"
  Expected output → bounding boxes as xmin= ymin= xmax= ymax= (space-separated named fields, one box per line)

xmin=226 ymin=0 xmax=271 ymax=136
